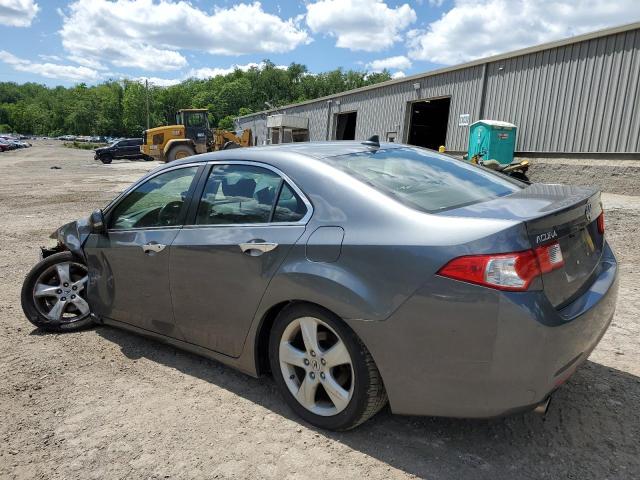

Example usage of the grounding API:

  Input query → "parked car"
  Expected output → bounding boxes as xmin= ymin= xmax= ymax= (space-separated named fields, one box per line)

xmin=21 ymin=141 xmax=618 ymax=430
xmin=94 ymin=138 xmax=146 ymax=164
xmin=0 ymin=137 xmax=24 ymax=149
xmin=0 ymin=140 xmax=9 ymax=152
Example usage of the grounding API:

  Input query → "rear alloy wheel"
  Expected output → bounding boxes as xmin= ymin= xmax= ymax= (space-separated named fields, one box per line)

xmin=21 ymin=251 xmax=94 ymax=332
xmin=167 ymin=145 xmax=195 ymax=162
xmin=269 ymin=304 xmax=387 ymax=430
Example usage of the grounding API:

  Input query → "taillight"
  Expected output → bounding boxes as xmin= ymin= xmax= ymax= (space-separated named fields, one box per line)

xmin=597 ymin=211 xmax=605 ymax=234
xmin=438 ymin=241 xmax=564 ymax=291
xmin=534 ymin=241 xmax=564 ymax=273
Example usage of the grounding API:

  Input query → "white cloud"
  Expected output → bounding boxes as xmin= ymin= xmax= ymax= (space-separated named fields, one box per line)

xmin=0 ymin=50 xmax=100 ymax=82
xmin=306 ymin=0 xmax=416 ymax=51
xmin=59 ymin=0 xmax=310 ymax=72
xmin=366 ymin=55 xmax=412 ymax=72
xmin=134 ymin=62 xmax=289 ymax=86
xmin=133 ymin=76 xmax=182 ymax=87
xmin=187 ymin=62 xmax=288 ymax=79
xmin=0 ymin=0 xmax=39 ymax=27
xmin=38 ymin=54 xmax=62 ymax=62
xmin=408 ymin=0 xmax=640 ymax=65
xmin=391 ymin=71 xmax=406 ymax=79
xmin=428 ymin=0 xmax=444 ymax=6
xmin=67 ymin=55 xmax=108 ymax=71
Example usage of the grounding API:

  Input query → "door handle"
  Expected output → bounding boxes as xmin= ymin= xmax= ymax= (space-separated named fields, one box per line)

xmin=239 ymin=241 xmax=278 ymax=256
xmin=142 ymin=242 xmax=166 ymax=254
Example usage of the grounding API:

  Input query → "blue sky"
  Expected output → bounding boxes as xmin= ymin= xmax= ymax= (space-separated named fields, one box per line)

xmin=1 ymin=0 xmax=639 ymax=87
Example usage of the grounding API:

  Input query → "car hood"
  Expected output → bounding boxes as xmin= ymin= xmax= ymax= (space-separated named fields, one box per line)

xmin=49 ymin=216 xmax=92 ymax=259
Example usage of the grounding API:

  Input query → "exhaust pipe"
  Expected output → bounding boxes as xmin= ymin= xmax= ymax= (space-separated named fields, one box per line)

xmin=533 ymin=396 xmax=552 ymax=415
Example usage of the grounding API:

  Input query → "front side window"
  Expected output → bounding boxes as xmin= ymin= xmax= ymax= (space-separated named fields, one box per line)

xmin=109 ymin=166 xmax=198 ymax=229
xmin=196 ymin=164 xmax=307 ymax=225
xmin=324 ymin=147 xmax=522 ymax=213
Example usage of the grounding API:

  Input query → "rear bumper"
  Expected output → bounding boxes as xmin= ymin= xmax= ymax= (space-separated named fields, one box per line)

xmin=348 ymin=242 xmax=619 ymax=418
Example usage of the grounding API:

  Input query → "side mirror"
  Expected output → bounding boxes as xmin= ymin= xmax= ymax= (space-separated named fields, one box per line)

xmin=89 ymin=209 xmax=106 ymax=234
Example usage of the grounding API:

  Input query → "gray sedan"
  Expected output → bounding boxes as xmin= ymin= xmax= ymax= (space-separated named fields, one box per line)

xmin=21 ymin=141 xmax=618 ymax=430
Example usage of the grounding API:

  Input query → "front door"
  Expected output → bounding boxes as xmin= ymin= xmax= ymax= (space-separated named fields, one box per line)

xmin=169 ymin=163 xmax=310 ymax=357
xmin=84 ymin=165 xmax=200 ymax=337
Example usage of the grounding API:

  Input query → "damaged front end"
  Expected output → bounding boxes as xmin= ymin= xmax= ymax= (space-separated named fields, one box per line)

xmin=41 ymin=215 xmax=94 ymax=260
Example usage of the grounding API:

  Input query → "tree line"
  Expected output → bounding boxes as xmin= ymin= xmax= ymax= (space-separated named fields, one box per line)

xmin=0 ymin=61 xmax=392 ymax=137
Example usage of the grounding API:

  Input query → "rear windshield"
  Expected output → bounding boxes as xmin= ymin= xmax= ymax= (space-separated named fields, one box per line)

xmin=324 ymin=147 xmax=523 ymax=213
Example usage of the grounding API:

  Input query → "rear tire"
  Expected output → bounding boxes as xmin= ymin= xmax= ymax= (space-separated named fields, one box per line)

xmin=167 ymin=145 xmax=195 ymax=162
xmin=21 ymin=251 xmax=94 ymax=333
xmin=269 ymin=304 xmax=387 ymax=430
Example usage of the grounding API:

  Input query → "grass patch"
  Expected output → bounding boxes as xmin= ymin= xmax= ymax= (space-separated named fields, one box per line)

xmin=63 ymin=141 xmax=107 ymax=150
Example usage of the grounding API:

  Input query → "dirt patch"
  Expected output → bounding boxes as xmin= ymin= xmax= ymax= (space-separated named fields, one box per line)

xmin=528 ymin=158 xmax=640 ymax=196
xmin=1 ymin=142 xmax=639 ymax=479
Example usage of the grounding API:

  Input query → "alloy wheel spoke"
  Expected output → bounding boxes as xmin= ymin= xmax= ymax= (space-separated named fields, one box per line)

xmin=71 ymin=296 xmax=90 ymax=315
xmin=299 ymin=317 xmax=319 ymax=354
xmin=323 ymin=339 xmax=350 ymax=368
xmin=47 ymin=299 xmax=66 ymax=322
xmin=55 ymin=263 xmax=71 ymax=286
xmin=73 ymin=275 xmax=89 ymax=292
xmin=295 ymin=375 xmax=319 ymax=409
xmin=322 ymin=373 xmax=350 ymax=412
xmin=34 ymin=283 xmax=59 ymax=298
xmin=279 ymin=342 xmax=307 ymax=368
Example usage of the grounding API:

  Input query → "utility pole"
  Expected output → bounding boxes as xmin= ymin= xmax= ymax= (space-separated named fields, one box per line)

xmin=145 ymin=79 xmax=150 ymax=130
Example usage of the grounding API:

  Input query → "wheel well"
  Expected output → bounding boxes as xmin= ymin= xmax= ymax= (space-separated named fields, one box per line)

xmin=255 ymin=300 xmax=355 ymax=376
xmin=255 ymin=301 xmax=291 ymax=376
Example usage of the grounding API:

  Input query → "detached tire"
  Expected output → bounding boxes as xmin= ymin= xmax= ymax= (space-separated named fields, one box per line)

xmin=509 ymin=171 xmax=529 ymax=182
xmin=21 ymin=251 xmax=94 ymax=332
xmin=269 ymin=304 xmax=387 ymax=430
xmin=167 ymin=145 xmax=195 ymax=162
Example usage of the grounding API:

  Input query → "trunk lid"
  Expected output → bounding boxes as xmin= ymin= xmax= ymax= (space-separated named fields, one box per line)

xmin=440 ymin=183 xmax=604 ymax=307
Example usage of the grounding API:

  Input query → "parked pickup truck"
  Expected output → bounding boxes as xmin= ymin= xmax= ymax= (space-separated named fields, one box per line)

xmin=94 ymin=138 xmax=148 ymax=164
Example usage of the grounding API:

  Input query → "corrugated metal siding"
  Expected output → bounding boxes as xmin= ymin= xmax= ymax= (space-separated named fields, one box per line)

xmin=238 ymin=27 xmax=640 ymax=153
xmin=483 ymin=28 xmax=640 ymax=152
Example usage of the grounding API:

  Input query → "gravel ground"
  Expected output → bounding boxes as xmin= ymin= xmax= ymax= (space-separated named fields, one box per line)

xmin=1 ymin=142 xmax=639 ymax=479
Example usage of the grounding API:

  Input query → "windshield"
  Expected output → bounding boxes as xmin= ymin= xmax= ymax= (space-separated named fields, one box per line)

xmin=324 ymin=147 xmax=523 ymax=213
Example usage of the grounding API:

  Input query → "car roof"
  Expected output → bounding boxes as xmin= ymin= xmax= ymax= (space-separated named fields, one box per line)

xmin=165 ymin=141 xmax=406 ymax=169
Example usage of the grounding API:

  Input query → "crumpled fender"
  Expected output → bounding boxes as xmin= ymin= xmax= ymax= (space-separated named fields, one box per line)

xmin=48 ymin=215 xmax=92 ymax=260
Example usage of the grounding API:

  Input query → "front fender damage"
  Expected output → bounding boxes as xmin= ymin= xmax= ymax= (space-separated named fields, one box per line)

xmin=42 ymin=216 xmax=91 ymax=260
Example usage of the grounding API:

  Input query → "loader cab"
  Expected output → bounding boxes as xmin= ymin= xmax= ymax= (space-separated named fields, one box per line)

xmin=176 ymin=109 xmax=210 ymax=147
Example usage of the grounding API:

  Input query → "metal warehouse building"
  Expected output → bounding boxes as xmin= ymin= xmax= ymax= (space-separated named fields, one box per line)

xmin=237 ymin=22 xmax=640 ymax=157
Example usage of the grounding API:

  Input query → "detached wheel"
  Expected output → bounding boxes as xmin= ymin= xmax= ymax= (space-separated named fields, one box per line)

xmin=269 ymin=304 xmax=387 ymax=430
xmin=509 ymin=171 xmax=529 ymax=182
xmin=100 ymin=155 xmax=112 ymax=164
xmin=167 ymin=145 xmax=195 ymax=162
xmin=21 ymin=251 xmax=93 ymax=332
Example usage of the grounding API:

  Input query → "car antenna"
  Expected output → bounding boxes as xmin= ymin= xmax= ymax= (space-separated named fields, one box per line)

xmin=361 ymin=135 xmax=380 ymax=148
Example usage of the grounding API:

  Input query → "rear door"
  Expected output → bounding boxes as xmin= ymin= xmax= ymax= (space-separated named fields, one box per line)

xmin=124 ymin=139 xmax=140 ymax=157
xmin=169 ymin=162 xmax=311 ymax=357
xmin=84 ymin=164 xmax=202 ymax=336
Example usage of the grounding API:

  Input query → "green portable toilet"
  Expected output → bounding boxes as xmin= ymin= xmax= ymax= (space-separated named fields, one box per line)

xmin=467 ymin=120 xmax=517 ymax=165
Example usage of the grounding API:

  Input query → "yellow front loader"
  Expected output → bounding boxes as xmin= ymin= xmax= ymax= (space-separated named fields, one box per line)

xmin=141 ymin=109 xmax=252 ymax=162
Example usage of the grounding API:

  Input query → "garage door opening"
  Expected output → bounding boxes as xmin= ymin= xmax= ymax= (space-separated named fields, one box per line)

xmin=407 ymin=98 xmax=450 ymax=150
xmin=335 ymin=111 xmax=357 ymax=140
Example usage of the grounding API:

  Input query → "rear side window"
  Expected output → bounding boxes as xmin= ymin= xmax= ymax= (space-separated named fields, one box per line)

xmin=273 ymin=183 xmax=306 ymax=222
xmin=196 ymin=164 xmax=308 ymax=225
xmin=325 ymin=147 xmax=522 ymax=213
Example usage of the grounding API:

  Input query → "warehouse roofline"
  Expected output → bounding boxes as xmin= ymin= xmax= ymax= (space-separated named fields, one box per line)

xmin=237 ymin=21 xmax=640 ymax=121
